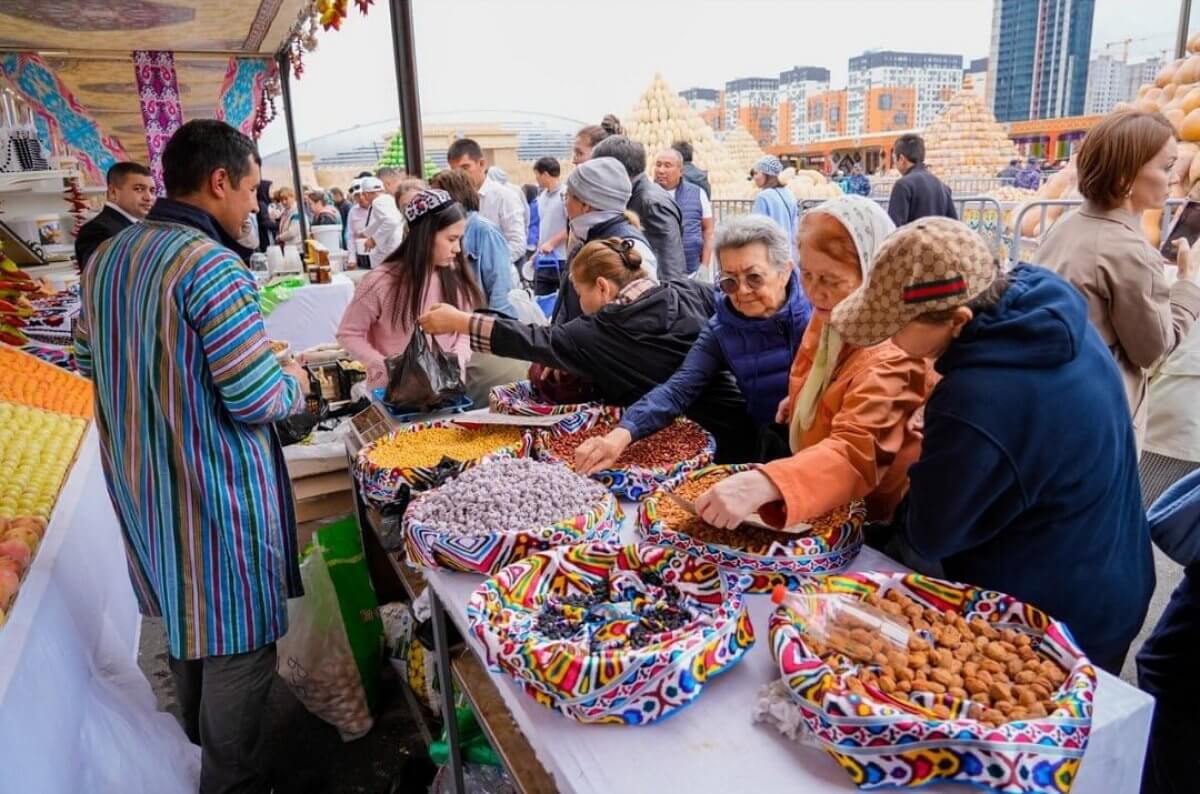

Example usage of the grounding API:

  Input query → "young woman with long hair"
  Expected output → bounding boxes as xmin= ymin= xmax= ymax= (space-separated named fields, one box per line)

xmin=337 ymin=189 xmax=484 ymax=389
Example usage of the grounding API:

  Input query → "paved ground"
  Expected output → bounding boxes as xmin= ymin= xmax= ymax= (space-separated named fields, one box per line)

xmin=137 ymin=617 xmax=435 ymax=794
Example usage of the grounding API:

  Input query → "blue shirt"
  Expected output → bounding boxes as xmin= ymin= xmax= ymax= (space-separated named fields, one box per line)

xmin=751 ymin=187 xmax=798 ymax=258
xmin=465 ymin=212 xmax=517 ymax=318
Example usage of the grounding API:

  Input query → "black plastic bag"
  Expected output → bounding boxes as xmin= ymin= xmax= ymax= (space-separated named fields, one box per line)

xmin=383 ymin=332 xmax=466 ymax=411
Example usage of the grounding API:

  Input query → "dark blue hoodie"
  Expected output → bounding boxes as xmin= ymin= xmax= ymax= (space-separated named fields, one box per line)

xmin=903 ymin=265 xmax=1153 ymax=670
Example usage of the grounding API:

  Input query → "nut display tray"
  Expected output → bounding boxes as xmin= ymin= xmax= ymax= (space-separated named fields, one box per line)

xmin=466 ymin=542 xmax=754 ymax=724
xmin=639 ymin=464 xmax=865 ymax=592
xmin=353 ymin=419 xmax=530 ymax=505
xmin=769 ymin=571 xmax=1096 ymax=793
xmin=488 ymin=380 xmax=599 ymax=417
xmin=532 ymin=407 xmax=715 ymax=501
xmin=404 ymin=465 xmax=623 ymax=575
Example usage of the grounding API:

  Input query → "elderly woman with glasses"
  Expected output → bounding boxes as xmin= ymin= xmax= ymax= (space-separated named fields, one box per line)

xmin=690 ymin=196 xmax=934 ymax=533
xmin=576 ymin=213 xmax=813 ymax=472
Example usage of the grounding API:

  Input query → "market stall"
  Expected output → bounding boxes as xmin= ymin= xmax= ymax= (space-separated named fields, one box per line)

xmin=346 ymin=401 xmax=1155 ymax=794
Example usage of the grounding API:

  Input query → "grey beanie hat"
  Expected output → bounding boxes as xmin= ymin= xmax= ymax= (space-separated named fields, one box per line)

xmin=566 ymin=157 xmax=632 ymax=212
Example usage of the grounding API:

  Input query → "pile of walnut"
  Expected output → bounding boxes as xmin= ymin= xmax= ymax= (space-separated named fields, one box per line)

xmin=807 ymin=588 xmax=1070 ymax=728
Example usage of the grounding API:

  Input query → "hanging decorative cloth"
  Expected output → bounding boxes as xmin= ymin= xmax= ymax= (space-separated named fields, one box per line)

xmin=0 ymin=53 xmax=128 ymax=184
xmin=132 ymin=50 xmax=183 ymax=194
xmin=216 ymin=58 xmax=279 ymax=140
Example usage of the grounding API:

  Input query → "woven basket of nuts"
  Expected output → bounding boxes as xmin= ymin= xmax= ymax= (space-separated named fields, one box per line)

xmin=353 ymin=419 xmax=532 ymax=505
xmin=466 ymin=541 xmax=754 ymax=724
xmin=488 ymin=380 xmax=601 ymax=417
xmin=769 ymin=571 xmax=1097 ymax=793
xmin=533 ymin=407 xmax=715 ymax=500
xmin=404 ymin=458 xmax=622 ymax=574
xmin=639 ymin=465 xmax=865 ymax=592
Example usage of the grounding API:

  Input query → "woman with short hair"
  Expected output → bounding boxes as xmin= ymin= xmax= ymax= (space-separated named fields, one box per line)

xmin=575 ymin=212 xmax=811 ymax=472
xmin=1036 ymin=109 xmax=1200 ymax=448
xmin=687 ymin=196 xmax=933 ymax=530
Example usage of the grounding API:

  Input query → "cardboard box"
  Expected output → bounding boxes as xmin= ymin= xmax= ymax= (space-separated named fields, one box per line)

xmin=291 ymin=469 xmax=355 ymax=525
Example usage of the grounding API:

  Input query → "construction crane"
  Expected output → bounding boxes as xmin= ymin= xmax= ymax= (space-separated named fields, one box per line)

xmin=1101 ymin=35 xmax=1172 ymax=62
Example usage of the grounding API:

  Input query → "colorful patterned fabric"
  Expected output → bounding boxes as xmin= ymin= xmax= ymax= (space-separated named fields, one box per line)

xmin=132 ymin=51 xmax=183 ymax=194
xmin=532 ymin=406 xmax=715 ymax=500
xmin=74 ymin=217 xmax=304 ymax=660
xmin=467 ymin=542 xmax=754 ymax=724
xmin=403 ymin=188 xmax=453 ymax=223
xmin=488 ymin=380 xmax=600 ymax=416
xmin=769 ymin=571 xmax=1097 ymax=793
xmin=216 ymin=57 xmax=273 ymax=139
xmin=639 ymin=464 xmax=865 ymax=592
xmin=0 ymin=53 xmax=128 ymax=184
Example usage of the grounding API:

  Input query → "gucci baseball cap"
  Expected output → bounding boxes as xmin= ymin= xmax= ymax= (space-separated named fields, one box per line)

xmin=831 ymin=217 xmax=997 ymax=347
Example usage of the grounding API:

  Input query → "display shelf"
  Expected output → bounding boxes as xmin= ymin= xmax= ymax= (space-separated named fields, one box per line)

xmin=0 ymin=171 xmax=70 ymax=194
xmin=450 ymin=649 xmax=558 ymax=794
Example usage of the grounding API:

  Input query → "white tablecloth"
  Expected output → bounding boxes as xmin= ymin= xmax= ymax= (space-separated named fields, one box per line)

xmin=264 ymin=273 xmax=356 ymax=353
xmin=0 ymin=430 xmax=199 ymax=793
xmin=422 ymin=509 xmax=1154 ymax=794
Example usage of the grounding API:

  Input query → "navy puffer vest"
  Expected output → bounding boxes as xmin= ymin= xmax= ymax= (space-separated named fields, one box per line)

xmin=710 ymin=270 xmax=811 ymax=425
xmin=673 ymin=180 xmax=704 ymax=274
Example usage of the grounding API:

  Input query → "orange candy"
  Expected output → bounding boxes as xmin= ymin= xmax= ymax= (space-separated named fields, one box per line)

xmin=0 ymin=345 xmax=93 ymax=419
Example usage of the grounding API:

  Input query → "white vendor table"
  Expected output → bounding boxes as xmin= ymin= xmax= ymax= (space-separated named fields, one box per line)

xmin=264 ymin=273 xmax=356 ymax=353
xmin=419 ymin=509 xmax=1155 ymax=794
xmin=0 ymin=429 xmax=199 ymax=793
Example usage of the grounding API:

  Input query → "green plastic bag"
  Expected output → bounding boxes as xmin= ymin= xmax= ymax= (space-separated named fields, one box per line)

xmin=315 ymin=516 xmax=385 ymax=712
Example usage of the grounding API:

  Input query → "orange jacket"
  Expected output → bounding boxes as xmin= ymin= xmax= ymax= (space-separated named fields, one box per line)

xmin=760 ymin=316 xmax=934 ymax=527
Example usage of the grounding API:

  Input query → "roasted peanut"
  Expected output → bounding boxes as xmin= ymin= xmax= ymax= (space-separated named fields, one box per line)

xmin=878 ymin=675 xmax=897 ymax=693
xmin=989 ymin=682 xmax=1014 ymax=702
xmin=948 ymin=686 xmax=968 ymax=700
xmin=931 ymin=668 xmax=955 ymax=687
xmin=912 ymin=679 xmax=947 ymax=695
xmin=1015 ymin=670 xmax=1037 ymax=685
xmin=932 ymin=704 xmax=952 ymax=720
xmin=964 ymin=677 xmax=989 ymax=695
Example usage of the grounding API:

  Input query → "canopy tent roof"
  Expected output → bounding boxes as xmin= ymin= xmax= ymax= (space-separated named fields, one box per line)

xmin=0 ymin=0 xmax=307 ymax=163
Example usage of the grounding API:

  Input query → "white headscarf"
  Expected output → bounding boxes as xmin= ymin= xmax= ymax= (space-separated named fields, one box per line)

xmin=789 ymin=195 xmax=895 ymax=450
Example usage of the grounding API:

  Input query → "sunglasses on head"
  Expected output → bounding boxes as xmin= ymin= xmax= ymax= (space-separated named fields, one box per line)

xmin=718 ymin=271 xmax=768 ymax=295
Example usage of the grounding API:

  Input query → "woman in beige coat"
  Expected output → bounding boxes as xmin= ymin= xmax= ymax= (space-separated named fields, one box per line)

xmin=1036 ymin=110 xmax=1200 ymax=448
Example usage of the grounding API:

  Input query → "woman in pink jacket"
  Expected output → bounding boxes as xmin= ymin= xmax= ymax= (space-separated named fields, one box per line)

xmin=337 ymin=189 xmax=483 ymax=389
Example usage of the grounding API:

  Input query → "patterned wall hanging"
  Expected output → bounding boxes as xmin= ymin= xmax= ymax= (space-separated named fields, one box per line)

xmin=0 ymin=53 xmax=128 ymax=184
xmin=132 ymin=50 xmax=183 ymax=194
xmin=215 ymin=58 xmax=279 ymax=140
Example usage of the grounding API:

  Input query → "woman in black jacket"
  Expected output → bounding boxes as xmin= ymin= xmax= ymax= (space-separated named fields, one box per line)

xmin=419 ymin=237 xmax=755 ymax=461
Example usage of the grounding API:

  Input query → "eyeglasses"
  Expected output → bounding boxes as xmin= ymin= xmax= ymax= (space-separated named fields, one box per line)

xmin=718 ymin=271 xmax=769 ymax=295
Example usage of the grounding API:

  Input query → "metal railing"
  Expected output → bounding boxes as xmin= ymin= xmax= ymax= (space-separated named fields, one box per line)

xmin=711 ymin=199 xmax=754 ymax=224
xmin=715 ymin=194 xmax=1006 ymax=256
xmin=1006 ymin=198 xmax=1185 ymax=267
xmin=869 ymin=175 xmax=1016 ymax=198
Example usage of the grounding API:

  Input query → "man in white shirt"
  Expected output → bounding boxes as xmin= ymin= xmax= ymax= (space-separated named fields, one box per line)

xmin=345 ymin=179 xmax=371 ymax=268
xmin=654 ymin=147 xmax=713 ymax=276
xmin=359 ymin=177 xmax=404 ymax=268
xmin=447 ymin=138 xmax=526 ymax=264
xmin=532 ymin=156 xmax=568 ymax=294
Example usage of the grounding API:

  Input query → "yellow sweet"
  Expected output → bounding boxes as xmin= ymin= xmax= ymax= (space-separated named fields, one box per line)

xmin=0 ymin=400 xmax=87 ymax=519
xmin=366 ymin=425 xmax=522 ymax=470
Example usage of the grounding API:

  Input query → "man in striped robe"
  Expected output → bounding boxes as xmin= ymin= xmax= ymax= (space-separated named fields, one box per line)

xmin=76 ymin=119 xmax=309 ymax=794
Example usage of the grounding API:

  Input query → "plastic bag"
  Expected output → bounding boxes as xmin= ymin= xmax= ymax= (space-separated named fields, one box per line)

xmin=317 ymin=517 xmax=384 ymax=712
xmin=384 ymin=332 xmax=466 ymax=411
xmin=277 ymin=544 xmax=374 ymax=741
xmin=431 ymin=764 xmax=517 ymax=794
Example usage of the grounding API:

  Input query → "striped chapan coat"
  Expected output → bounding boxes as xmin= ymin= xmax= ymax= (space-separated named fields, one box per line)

xmin=75 ymin=202 xmax=304 ymax=659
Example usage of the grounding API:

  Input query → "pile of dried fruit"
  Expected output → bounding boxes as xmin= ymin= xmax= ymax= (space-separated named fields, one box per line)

xmin=807 ymin=588 xmax=1069 ymax=727
xmin=534 ymin=570 xmax=702 ymax=652
xmin=0 ymin=346 xmax=93 ymax=419
xmin=547 ymin=418 xmax=709 ymax=471
xmin=365 ymin=424 xmax=522 ymax=470
xmin=405 ymin=458 xmax=608 ymax=536
xmin=655 ymin=469 xmax=855 ymax=553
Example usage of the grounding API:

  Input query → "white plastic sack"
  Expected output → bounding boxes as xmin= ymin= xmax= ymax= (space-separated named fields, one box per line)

xmin=78 ymin=653 xmax=201 ymax=793
xmin=277 ymin=545 xmax=374 ymax=741
xmin=507 ymin=288 xmax=548 ymax=326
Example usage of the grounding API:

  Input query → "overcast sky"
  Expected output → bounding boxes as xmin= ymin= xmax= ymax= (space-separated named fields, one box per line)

xmin=259 ymin=0 xmax=1187 ymax=156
